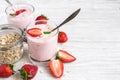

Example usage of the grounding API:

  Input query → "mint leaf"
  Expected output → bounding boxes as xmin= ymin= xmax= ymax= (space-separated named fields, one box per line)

xmin=9 ymin=13 xmax=15 ymax=16
xmin=43 ymin=31 xmax=51 ymax=34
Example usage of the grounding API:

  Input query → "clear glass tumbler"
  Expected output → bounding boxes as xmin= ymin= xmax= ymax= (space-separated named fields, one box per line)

xmin=26 ymin=20 xmax=58 ymax=64
xmin=5 ymin=4 xmax=35 ymax=29
xmin=0 ymin=24 xmax=24 ymax=64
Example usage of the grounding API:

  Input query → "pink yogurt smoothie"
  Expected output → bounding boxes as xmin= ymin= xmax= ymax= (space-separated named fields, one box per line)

xmin=5 ymin=4 xmax=34 ymax=29
xmin=26 ymin=22 xmax=58 ymax=61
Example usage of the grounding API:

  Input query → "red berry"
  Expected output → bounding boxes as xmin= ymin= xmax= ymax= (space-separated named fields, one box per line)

xmin=0 ymin=64 xmax=14 ymax=78
xmin=58 ymin=31 xmax=68 ymax=43
xmin=57 ymin=50 xmax=76 ymax=63
xmin=48 ymin=59 xmax=64 ymax=78
xmin=15 ymin=9 xmax=26 ymax=15
xmin=19 ymin=64 xmax=38 ymax=80
xmin=35 ymin=15 xmax=48 ymax=24
xmin=27 ymin=28 xmax=42 ymax=37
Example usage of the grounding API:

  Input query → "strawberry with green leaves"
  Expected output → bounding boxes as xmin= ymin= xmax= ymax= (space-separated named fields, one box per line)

xmin=19 ymin=64 xmax=38 ymax=80
xmin=58 ymin=31 xmax=68 ymax=43
xmin=0 ymin=64 xmax=14 ymax=78
xmin=35 ymin=14 xmax=48 ymax=24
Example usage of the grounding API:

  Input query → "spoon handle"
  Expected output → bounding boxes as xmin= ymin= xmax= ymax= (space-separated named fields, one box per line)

xmin=5 ymin=0 xmax=13 ymax=6
xmin=51 ymin=8 xmax=81 ymax=32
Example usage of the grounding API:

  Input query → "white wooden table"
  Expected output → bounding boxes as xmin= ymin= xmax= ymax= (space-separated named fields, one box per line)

xmin=1 ymin=0 xmax=120 ymax=80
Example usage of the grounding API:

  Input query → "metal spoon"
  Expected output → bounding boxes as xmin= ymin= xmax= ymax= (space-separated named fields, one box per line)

xmin=43 ymin=8 xmax=81 ymax=34
xmin=5 ymin=0 xmax=16 ymax=11
xmin=5 ymin=0 xmax=13 ymax=6
xmin=51 ymin=8 xmax=80 ymax=32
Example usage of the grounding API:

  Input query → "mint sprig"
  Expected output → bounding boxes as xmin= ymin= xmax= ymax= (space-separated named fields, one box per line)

xmin=43 ymin=31 xmax=51 ymax=34
xmin=9 ymin=13 xmax=15 ymax=17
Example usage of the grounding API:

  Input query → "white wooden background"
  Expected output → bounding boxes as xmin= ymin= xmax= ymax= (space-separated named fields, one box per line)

xmin=1 ymin=0 xmax=120 ymax=80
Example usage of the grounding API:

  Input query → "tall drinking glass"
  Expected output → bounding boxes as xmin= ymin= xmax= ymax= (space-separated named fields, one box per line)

xmin=26 ymin=20 xmax=58 ymax=64
xmin=5 ymin=4 xmax=35 ymax=29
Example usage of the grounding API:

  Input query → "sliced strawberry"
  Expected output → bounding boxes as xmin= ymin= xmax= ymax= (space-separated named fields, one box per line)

xmin=15 ymin=9 xmax=26 ymax=15
xmin=48 ymin=59 xmax=64 ymax=78
xmin=56 ymin=50 xmax=76 ymax=63
xmin=9 ymin=9 xmax=26 ymax=16
xmin=35 ymin=15 xmax=48 ymax=24
xmin=19 ymin=64 xmax=38 ymax=80
xmin=58 ymin=31 xmax=68 ymax=43
xmin=27 ymin=28 xmax=42 ymax=37
xmin=36 ymin=14 xmax=48 ymax=20
xmin=0 ymin=64 xmax=14 ymax=78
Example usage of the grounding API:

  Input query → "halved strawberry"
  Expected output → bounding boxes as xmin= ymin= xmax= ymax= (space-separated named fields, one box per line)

xmin=9 ymin=9 xmax=26 ymax=16
xmin=0 ymin=64 xmax=14 ymax=78
xmin=35 ymin=15 xmax=48 ymax=24
xmin=15 ymin=9 xmax=26 ymax=15
xmin=56 ymin=50 xmax=76 ymax=63
xmin=19 ymin=64 xmax=38 ymax=80
xmin=48 ymin=59 xmax=64 ymax=78
xmin=58 ymin=31 xmax=68 ymax=43
xmin=27 ymin=28 xmax=42 ymax=37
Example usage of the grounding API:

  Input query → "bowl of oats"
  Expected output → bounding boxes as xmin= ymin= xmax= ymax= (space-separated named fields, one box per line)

xmin=0 ymin=24 xmax=24 ymax=64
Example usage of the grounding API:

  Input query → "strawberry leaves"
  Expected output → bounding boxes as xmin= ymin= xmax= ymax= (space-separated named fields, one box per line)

xmin=0 ymin=64 xmax=38 ymax=80
xmin=19 ymin=69 xmax=28 ymax=80
xmin=8 ymin=64 xmax=15 ymax=74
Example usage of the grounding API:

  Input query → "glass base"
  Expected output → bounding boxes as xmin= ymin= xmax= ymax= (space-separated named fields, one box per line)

xmin=28 ymin=53 xmax=56 ymax=66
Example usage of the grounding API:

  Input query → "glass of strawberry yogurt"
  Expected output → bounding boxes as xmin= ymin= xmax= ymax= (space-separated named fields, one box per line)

xmin=5 ymin=4 xmax=35 ymax=29
xmin=26 ymin=20 xmax=58 ymax=62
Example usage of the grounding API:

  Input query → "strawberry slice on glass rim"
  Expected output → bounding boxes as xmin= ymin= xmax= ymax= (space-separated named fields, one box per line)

xmin=27 ymin=28 xmax=42 ymax=37
xmin=10 ymin=9 xmax=26 ymax=16
xmin=15 ymin=9 xmax=26 ymax=15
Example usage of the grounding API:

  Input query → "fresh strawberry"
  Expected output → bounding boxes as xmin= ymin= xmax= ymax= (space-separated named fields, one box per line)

xmin=19 ymin=64 xmax=38 ymax=80
xmin=35 ymin=15 xmax=48 ymax=24
xmin=10 ymin=9 xmax=26 ymax=16
xmin=36 ymin=14 xmax=48 ymax=21
xmin=58 ymin=31 xmax=68 ymax=43
xmin=48 ymin=59 xmax=64 ymax=78
xmin=0 ymin=64 xmax=14 ymax=78
xmin=27 ymin=28 xmax=42 ymax=37
xmin=56 ymin=50 xmax=76 ymax=63
xmin=15 ymin=9 xmax=26 ymax=15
